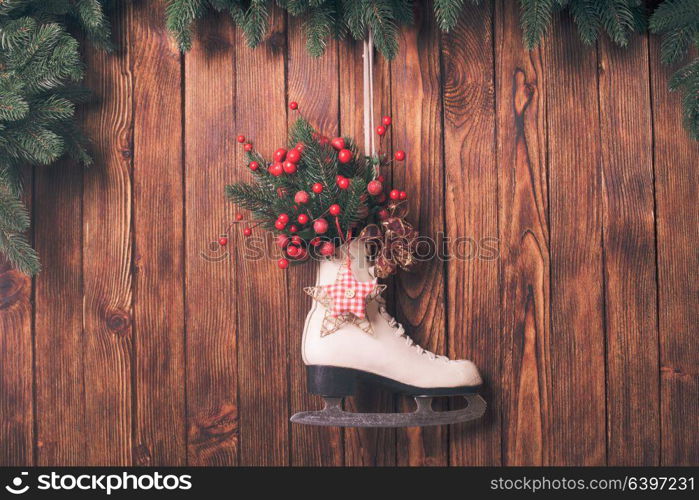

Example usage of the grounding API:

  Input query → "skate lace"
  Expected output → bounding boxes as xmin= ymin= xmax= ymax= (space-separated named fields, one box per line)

xmin=374 ymin=296 xmax=447 ymax=362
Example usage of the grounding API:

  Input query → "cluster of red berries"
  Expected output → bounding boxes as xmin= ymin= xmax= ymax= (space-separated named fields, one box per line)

xmin=233 ymin=107 xmax=409 ymax=270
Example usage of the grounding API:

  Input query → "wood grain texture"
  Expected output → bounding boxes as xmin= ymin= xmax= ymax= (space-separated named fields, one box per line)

xmin=339 ymin=39 xmax=396 ymax=467
xmin=544 ymin=16 xmax=606 ymax=465
xmin=0 ymin=169 xmax=33 ymax=466
xmin=184 ymin=15 xmax=239 ymax=466
xmin=649 ymin=39 xmax=699 ymax=466
xmin=442 ymin=0 xmax=500 ymax=466
xmin=495 ymin=0 xmax=550 ymax=466
xmin=34 ymin=160 xmax=85 ymax=465
xmin=391 ymin=4 xmax=447 ymax=466
xmin=81 ymin=0 xmax=134 ymax=465
xmin=598 ymin=35 xmax=659 ymax=466
xmin=130 ymin=0 xmax=186 ymax=466
xmin=286 ymin=15 xmax=343 ymax=466
xmin=234 ymin=7 xmax=290 ymax=466
xmin=4 ymin=4 xmax=699 ymax=468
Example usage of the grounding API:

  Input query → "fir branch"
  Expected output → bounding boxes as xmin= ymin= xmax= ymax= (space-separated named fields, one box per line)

xmin=521 ymin=0 xmax=554 ymax=50
xmin=165 ymin=0 xmax=205 ymax=51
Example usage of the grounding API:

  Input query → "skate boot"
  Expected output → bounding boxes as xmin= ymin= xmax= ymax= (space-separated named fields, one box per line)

xmin=290 ymin=239 xmax=486 ymax=427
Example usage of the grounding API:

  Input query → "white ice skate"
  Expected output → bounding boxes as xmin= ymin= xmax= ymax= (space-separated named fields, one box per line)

xmin=290 ymin=239 xmax=486 ymax=427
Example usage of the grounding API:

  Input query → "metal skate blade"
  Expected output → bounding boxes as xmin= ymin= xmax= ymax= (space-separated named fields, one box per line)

xmin=290 ymin=394 xmax=486 ymax=428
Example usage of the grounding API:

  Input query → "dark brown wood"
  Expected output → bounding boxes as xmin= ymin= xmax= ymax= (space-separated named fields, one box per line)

xmin=2 ymin=3 xmax=699 ymax=468
xmin=442 ymin=0 xmax=500 ymax=466
xmin=0 ymin=169 xmax=33 ymax=466
xmin=130 ymin=0 xmax=186 ymax=466
xmin=649 ymin=38 xmax=699 ymax=466
xmin=184 ymin=15 xmax=239 ymax=467
xmin=80 ymin=0 xmax=134 ymax=465
xmin=391 ymin=4 xmax=448 ymax=466
xmin=339 ymin=39 xmax=397 ymax=467
xmin=234 ymin=7 xmax=290 ymax=466
xmin=286 ymin=15 xmax=344 ymax=466
xmin=598 ymin=35 xmax=659 ymax=466
xmin=34 ymin=160 xmax=85 ymax=465
xmin=544 ymin=17 xmax=606 ymax=465
xmin=495 ymin=0 xmax=551 ymax=466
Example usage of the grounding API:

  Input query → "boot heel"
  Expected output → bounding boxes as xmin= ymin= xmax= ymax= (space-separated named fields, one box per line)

xmin=306 ymin=365 xmax=358 ymax=397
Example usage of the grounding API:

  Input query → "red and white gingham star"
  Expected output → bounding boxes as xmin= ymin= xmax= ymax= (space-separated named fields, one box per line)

xmin=321 ymin=266 xmax=377 ymax=318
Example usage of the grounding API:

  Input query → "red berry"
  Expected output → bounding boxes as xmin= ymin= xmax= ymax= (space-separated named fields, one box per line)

xmin=283 ymin=161 xmax=297 ymax=174
xmin=312 ymin=183 xmax=323 ymax=194
xmin=399 ymin=191 xmax=407 ymax=200
xmin=338 ymin=149 xmax=352 ymax=164
xmin=287 ymin=148 xmax=301 ymax=163
xmin=278 ymin=213 xmax=289 ymax=223
xmin=331 ymin=137 xmax=346 ymax=151
xmin=286 ymin=245 xmax=300 ymax=258
xmin=291 ymin=235 xmax=302 ymax=245
xmin=376 ymin=125 xmax=386 ymax=136
xmin=319 ymin=242 xmax=335 ymax=256
xmin=313 ymin=218 xmax=329 ymax=234
xmin=249 ymin=161 xmax=260 ymax=171
xmin=377 ymin=175 xmax=385 ymax=182
xmin=243 ymin=227 xmax=252 ymax=237
xmin=337 ymin=177 xmax=350 ymax=189
xmin=244 ymin=143 xmax=253 ymax=152
xmin=294 ymin=190 xmax=310 ymax=204
xmin=389 ymin=189 xmax=400 ymax=200
xmin=276 ymin=234 xmax=289 ymax=248
xmin=329 ymin=204 xmax=341 ymax=216
xmin=275 ymin=220 xmax=286 ymax=230
xmin=289 ymin=101 xmax=298 ymax=110
xmin=289 ymin=225 xmax=299 ymax=233
xmin=378 ymin=209 xmax=389 ymax=220
xmin=218 ymin=236 xmax=228 ymax=246
xmin=269 ymin=162 xmax=284 ymax=177
xmin=296 ymin=247 xmax=308 ymax=260
xmin=377 ymin=193 xmax=387 ymax=203
xmin=278 ymin=258 xmax=289 ymax=269
xmin=273 ymin=148 xmax=287 ymax=162
xmin=310 ymin=237 xmax=321 ymax=247
xmin=235 ymin=214 xmax=243 ymax=221
xmin=367 ymin=180 xmax=383 ymax=196
xmin=382 ymin=116 xmax=392 ymax=126
xmin=237 ymin=135 xmax=246 ymax=143
xmin=295 ymin=142 xmax=305 ymax=153
xmin=394 ymin=150 xmax=406 ymax=161
xmin=297 ymin=213 xmax=309 ymax=224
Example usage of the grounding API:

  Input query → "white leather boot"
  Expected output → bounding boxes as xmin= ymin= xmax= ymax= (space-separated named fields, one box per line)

xmin=292 ymin=239 xmax=485 ymax=427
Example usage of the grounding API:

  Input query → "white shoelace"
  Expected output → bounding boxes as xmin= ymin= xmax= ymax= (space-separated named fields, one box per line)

xmin=374 ymin=295 xmax=447 ymax=362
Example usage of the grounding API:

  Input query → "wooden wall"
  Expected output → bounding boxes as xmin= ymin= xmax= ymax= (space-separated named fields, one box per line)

xmin=0 ymin=1 xmax=697 ymax=466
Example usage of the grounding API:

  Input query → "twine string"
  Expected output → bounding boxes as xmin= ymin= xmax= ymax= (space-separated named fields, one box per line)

xmin=362 ymin=30 xmax=376 ymax=157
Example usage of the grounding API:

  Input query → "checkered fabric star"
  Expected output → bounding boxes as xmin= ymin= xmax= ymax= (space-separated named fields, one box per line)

xmin=304 ymin=263 xmax=387 ymax=336
xmin=322 ymin=266 xmax=377 ymax=318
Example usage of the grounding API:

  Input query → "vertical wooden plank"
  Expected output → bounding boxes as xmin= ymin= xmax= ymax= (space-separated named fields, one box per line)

xmin=81 ymin=0 xmax=134 ymax=465
xmin=286 ymin=15 xmax=343 ymax=466
xmin=495 ymin=0 xmax=551 ymax=465
xmin=130 ymin=0 xmax=186 ymax=466
xmin=649 ymin=40 xmax=699 ymax=466
xmin=34 ymin=161 xmax=85 ymax=465
xmin=544 ymin=17 xmax=605 ymax=465
xmin=391 ymin=4 xmax=448 ymax=466
xmin=339 ymin=39 xmax=396 ymax=466
xmin=184 ymin=17 xmax=239 ymax=466
xmin=598 ymin=35 xmax=659 ymax=466
xmin=443 ymin=0 xmax=500 ymax=466
xmin=0 ymin=170 xmax=33 ymax=466
xmin=234 ymin=7 xmax=289 ymax=466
